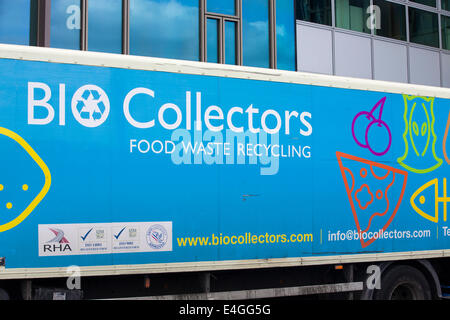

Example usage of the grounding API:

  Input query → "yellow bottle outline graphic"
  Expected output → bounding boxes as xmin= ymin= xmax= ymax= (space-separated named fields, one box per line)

xmin=0 ymin=127 xmax=51 ymax=232
xmin=410 ymin=178 xmax=448 ymax=223
xmin=397 ymin=95 xmax=443 ymax=174
xmin=444 ymin=110 xmax=450 ymax=165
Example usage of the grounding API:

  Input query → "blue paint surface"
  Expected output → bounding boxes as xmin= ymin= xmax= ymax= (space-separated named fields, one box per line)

xmin=0 ymin=58 xmax=448 ymax=269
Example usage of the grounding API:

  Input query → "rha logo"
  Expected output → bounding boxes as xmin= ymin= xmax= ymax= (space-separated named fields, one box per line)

xmin=43 ymin=228 xmax=72 ymax=253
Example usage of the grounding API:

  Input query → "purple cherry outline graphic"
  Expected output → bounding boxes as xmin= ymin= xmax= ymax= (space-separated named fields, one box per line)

xmin=351 ymin=97 xmax=392 ymax=156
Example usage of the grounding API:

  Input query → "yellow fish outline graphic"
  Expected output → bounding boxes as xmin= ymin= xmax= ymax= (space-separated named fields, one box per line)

xmin=0 ymin=127 xmax=51 ymax=232
xmin=410 ymin=178 xmax=448 ymax=223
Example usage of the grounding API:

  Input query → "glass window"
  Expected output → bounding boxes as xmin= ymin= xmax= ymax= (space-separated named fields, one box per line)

xmin=335 ymin=0 xmax=371 ymax=34
xmin=0 ymin=0 xmax=32 ymax=45
xmin=130 ymin=0 xmax=199 ymax=61
xmin=88 ymin=0 xmax=122 ymax=53
xmin=276 ymin=0 xmax=296 ymax=71
xmin=225 ymin=21 xmax=236 ymax=65
xmin=207 ymin=0 xmax=235 ymax=16
xmin=295 ymin=0 xmax=332 ymax=26
xmin=51 ymin=0 xmax=81 ymax=49
xmin=207 ymin=18 xmax=219 ymax=63
xmin=410 ymin=0 xmax=436 ymax=8
xmin=243 ymin=0 xmax=270 ymax=68
xmin=443 ymin=0 xmax=450 ymax=11
xmin=443 ymin=15 xmax=450 ymax=50
xmin=409 ymin=7 xmax=439 ymax=48
xmin=29 ymin=0 xmax=38 ymax=46
xmin=373 ymin=0 xmax=406 ymax=41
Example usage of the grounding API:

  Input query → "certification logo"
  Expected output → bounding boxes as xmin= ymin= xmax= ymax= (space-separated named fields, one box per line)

xmin=112 ymin=225 xmax=140 ymax=252
xmin=40 ymin=227 xmax=73 ymax=254
xmin=39 ymin=222 xmax=171 ymax=256
xmin=78 ymin=226 xmax=110 ymax=254
xmin=47 ymin=228 xmax=69 ymax=244
xmin=146 ymin=224 xmax=168 ymax=250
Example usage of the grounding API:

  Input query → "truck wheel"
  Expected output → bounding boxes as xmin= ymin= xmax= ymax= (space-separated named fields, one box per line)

xmin=373 ymin=265 xmax=431 ymax=300
xmin=0 ymin=288 xmax=10 ymax=300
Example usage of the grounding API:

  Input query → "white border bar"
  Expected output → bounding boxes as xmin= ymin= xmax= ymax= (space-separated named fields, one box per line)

xmin=0 ymin=44 xmax=450 ymax=98
xmin=1 ymin=249 xmax=449 ymax=280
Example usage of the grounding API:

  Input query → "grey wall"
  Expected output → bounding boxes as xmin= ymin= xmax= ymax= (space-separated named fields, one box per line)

xmin=442 ymin=53 xmax=450 ymax=88
xmin=296 ymin=24 xmax=333 ymax=75
xmin=334 ymin=31 xmax=372 ymax=79
xmin=296 ymin=22 xmax=450 ymax=88
xmin=373 ymin=39 xmax=408 ymax=83
xmin=409 ymin=47 xmax=441 ymax=87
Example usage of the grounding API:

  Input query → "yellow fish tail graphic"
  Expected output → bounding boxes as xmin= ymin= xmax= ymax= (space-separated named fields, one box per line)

xmin=411 ymin=178 xmax=448 ymax=223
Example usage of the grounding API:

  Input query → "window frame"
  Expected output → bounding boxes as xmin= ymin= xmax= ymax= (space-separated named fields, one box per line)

xmin=409 ymin=0 xmax=437 ymax=9
xmin=443 ymin=0 xmax=450 ymax=11
xmin=200 ymin=0 xmax=281 ymax=69
xmin=84 ymin=0 xmax=128 ymax=53
xmin=296 ymin=0 xmax=450 ymax=52
xmin=408 ymin=5 xmax=440 ymax=48
xmin=49 ymin=0 xmax=83 ymax=50
xmin=372 ymin=0 xmax=407 ymax=41
xmin=200 ymin=0 xmax=242 ymax=65
xmin=442 ymin=12 xmax=450 ymax=49
xmin=27 ymin=0 xmax=296 ymax=69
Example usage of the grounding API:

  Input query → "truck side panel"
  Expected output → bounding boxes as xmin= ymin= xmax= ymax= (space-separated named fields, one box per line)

xmin=0 ymin=56 xmax=448 ymax=273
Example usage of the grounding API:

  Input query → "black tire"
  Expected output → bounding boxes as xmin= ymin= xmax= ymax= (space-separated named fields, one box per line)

xmin=0 ymin=288 xmax=10 ymax=300
xmin=373 ymin=265 xmax=432 ymax=300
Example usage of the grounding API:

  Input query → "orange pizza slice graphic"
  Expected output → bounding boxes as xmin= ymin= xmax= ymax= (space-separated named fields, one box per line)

xmin=336 ymin=152 xmax=408 ymax=248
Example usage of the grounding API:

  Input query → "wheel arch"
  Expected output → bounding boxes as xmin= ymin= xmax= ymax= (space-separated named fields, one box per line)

xmin=360 ymin=259 xmax=442 ymax=300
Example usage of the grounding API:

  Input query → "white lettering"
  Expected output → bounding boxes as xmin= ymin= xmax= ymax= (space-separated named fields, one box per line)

xmin=300 ymin=112 xmax=312 ymax=136
xmin=246 ymin=104 xmax=260 ymax=133
xmin=123 ymin=88 xmax=155 ymax=129
xmin=227 ymin=107 xmax=244 ymax=133
xmin=28 ymin=85 xmax=313 ymax=138
xmin=261 ymin=109 xmax=282 ymax=134
xmin=28 ymin=82 xmax=55 ymax=125
xmin=204 ymin=105 xmax=224 ymax=132
xmin=158 ymin=103 xmax=182 ymax=130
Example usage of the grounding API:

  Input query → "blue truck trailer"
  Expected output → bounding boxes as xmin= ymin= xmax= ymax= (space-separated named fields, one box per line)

xmin=0 ymin=44 xmax=449 ymax=300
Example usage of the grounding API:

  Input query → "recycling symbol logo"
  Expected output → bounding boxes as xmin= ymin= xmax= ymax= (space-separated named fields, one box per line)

xmin=71 ymin=85 xmax=110 ymax=127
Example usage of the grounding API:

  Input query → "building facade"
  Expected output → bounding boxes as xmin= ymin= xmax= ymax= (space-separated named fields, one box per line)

xmin=1 ymin=0 xmax=449 ymax=87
